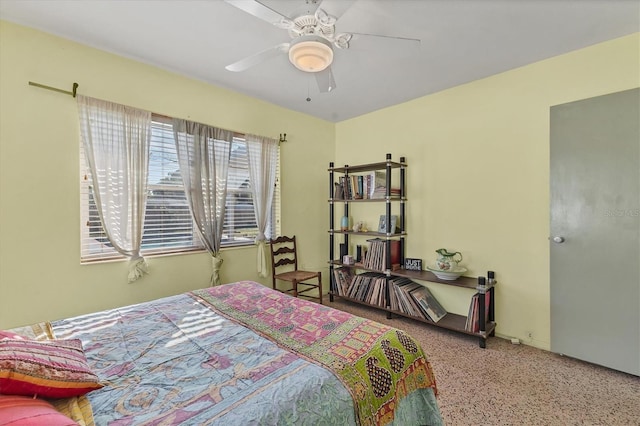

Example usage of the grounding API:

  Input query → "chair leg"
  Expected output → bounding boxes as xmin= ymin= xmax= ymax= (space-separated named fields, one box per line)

xmin=317 ymin=272 xmax=322 ymax=305
xmin=292 ymin=279 xmax=298 ymax=298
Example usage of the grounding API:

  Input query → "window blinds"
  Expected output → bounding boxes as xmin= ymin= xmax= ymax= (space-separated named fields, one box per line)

xmin=80 ymin=115 xmax=280 ymax=262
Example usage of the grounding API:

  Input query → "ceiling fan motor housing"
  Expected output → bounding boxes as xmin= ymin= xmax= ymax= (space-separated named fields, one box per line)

xmin=287 ymin=13 xmax=335 ymax=39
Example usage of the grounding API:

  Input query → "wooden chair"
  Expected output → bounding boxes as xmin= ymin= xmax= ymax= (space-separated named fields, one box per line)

xmin=269 ymin=235 xmax=322 ymax=304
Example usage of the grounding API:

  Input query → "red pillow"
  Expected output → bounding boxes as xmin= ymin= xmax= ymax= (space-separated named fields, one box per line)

xmin=0 ymin=394 xmax=78 ymax=425
xmin=0 ymin=338 xmax=102 ymax=398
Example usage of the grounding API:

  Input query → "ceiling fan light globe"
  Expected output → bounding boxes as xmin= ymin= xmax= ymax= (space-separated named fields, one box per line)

xmin=288 ymin=36 xmax=334 ymax=72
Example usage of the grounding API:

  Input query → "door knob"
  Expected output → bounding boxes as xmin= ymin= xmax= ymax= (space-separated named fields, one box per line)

xmin=552 ymin=236 xmax=565 ymax=243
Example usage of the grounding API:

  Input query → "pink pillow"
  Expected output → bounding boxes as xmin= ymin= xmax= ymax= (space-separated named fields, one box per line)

xmin=0 ymin=394 xmax=78 ymax=425
xmin=0 ymin=338 xmax=102 ymax=398
xmin=0 ymin=330 xmax=24 ymax=340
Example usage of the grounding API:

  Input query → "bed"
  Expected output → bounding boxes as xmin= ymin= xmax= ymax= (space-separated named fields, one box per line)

xmin=1 ymin=280 xmax=443 ymax=425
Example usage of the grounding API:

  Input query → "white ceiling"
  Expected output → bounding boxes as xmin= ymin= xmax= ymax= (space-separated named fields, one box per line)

xmin=1 ymin=0 xmax=638 ymax=122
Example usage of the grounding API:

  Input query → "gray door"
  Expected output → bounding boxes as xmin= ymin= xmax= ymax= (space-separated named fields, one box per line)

xmin=550 ymin=88 xmax=639 ymax=376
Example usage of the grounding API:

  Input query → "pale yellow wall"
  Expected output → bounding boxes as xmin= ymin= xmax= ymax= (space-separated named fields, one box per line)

xmin=2 ymin=19 xmax=638 ymax=352
xmin=0 ymin=21 xmax=334 ymax=329
xmin=335 ymin=33 xmax=640 ymax=350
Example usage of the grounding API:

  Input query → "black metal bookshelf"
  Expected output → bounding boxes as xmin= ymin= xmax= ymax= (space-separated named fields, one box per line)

xmin=328 ymin=153 xmax=497 ymax=348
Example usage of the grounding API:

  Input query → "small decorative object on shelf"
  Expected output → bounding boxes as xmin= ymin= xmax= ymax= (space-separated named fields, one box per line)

xmin=427 ymin=248 xmax=467 ymax=280
xmin=434 ymin=248 xmax=463 ymax=271
xmin=352 ymin=221 xmax=366 ymax=232
xmin=404 ymin=258 xmax=422 ymax=271
xmin=340 ymin=216 xmax=349 ymax=231
xmin=426 ymin=265 xmax=468 ymax=281
xmin=377 ymin=215 xmax=398 ymax=233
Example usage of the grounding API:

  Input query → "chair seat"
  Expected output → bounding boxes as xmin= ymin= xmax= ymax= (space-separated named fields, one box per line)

xmin=274 ymin=270 xmax=320 ymax=282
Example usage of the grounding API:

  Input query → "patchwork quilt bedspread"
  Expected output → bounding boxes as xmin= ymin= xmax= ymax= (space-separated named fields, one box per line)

xmin=48 ymin=280 xmax=442 ymax=425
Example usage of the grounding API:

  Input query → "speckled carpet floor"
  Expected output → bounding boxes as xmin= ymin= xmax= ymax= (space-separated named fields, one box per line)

xmin=327 ymin=298 xmax=640 ymax=426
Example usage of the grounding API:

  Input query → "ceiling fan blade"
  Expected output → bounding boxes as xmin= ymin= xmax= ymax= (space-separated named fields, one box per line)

xmin=225 ymin=43 xmax=289 ymax=72
xmin=315 ymin=67 xmax=336 ymax=93
xmin=317 ymin=0 xmax=356 ymax=21
xmin=350 ymin=32 xmax=421 ymax=51
xmin=224 ymin=0 xmax=289 ymax=24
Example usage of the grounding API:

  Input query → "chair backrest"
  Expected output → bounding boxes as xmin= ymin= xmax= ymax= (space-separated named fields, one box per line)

xmin=269 ymin=235 xmax=299 ymax=273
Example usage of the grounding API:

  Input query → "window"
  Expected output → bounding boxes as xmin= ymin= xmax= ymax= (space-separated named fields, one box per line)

xmin=80 ymin=115 xmax=280 ymax=262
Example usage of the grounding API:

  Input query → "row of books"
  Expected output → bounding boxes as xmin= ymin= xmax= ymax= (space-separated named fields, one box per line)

xmin=343 ymin=272 xmax=387 ymax=307
xmin=389 ymin=277 xmax=447 ymax=323
xmin=332 ymin=268 xmax=448 ymax=323
xmin=333 ymin=171 xmax=400 ymax=200
xmin=335 ymin=265 xmax=489 ymax=331
xmin=465 ymin=292 xmax=491 ymax=332
xmin=334 ymin=263 xmax=491 ymax=332
xmin=371 ymin=187 xmax=401 ymax=199
xmin=361 ymin=238 xmax=400 ymax=270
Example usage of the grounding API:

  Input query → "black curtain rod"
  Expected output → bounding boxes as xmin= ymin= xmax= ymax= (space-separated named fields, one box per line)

xmin=28 ymin=81 xmax=79 ymax=97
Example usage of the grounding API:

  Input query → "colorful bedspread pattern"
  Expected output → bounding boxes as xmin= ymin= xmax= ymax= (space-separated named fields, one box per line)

xmin=48 ymin=281 xmax=442 ymax=425
xmin=193 ymin=281 xmax=439 ymax=426
xmin=51 ymin=284 xmax=360 ymax=425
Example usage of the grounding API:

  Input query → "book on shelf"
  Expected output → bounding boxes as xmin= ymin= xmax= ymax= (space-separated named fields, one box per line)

xmin=374 ymin=170 xmax=386 ymax=189
xmin=409 ymin=285 xmax=447 ymax=323
xmin=388 ymin=277 xmax=399 ymax=311
xmin=389 ymin=277 xmax=429 ymax=319
xmin=392 ymin=282 xmax=412 ymax=315
xmin=403 ymin=283 xmax=426 ymax=319
xmin=362 ymin=238 xmax=382 ymax=270
xmin=338 ymin=176 xmax=358 ymax=200
xmin=371 ymin=188 xmax=401 ymax=199
xmin=332 ymin=267 xmax=355 ymax=296
xmin=371 ymin=171 xmax=401 ymax=199
xmin=347 ymin=175 xmax=362 ymax=199
xmin=369 ymin=276 xmax=385 ymax=307
xmin=465 ymin=295 xmax=477 ymax=332
xmin=362 ymin=238 xmax=400 ymax=271
xmin=370 ymin=274 xmax=387 ymax=307
xmin=465 ymin=292 xmax=491 ymax=332
xmin=333 ymin=181 xmax=344 ymax=199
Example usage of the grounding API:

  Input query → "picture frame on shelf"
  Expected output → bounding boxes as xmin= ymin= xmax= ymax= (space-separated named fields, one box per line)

xmin=377 ymin=215 xmax=398 ymax=233
xmin=333 ymin=182 xmax=344 ymax=200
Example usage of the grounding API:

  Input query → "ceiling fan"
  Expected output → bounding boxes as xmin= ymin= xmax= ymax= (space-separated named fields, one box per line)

xmin=224 ymin=0 xmax=420 ymax=93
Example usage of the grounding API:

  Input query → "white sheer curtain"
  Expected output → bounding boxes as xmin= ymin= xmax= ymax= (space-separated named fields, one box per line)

xmin=173 ymin=119 xmax=232 ymax=286
xmin=77 ymin=95 xmax=151 ymax=282
xmin=246 ymin=135 xmax=278 ymax=277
